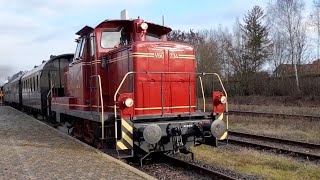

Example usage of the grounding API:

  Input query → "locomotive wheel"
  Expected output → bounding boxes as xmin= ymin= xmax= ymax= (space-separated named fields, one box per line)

xmin=71 ymin=121 xmax=84 ymax=140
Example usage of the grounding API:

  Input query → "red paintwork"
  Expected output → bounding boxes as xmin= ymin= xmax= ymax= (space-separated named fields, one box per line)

xmin=133 ymin=42 xmax=196 ymax=115
xmin=212 ymin=92 xmax=224 ymax=114
xmin=52 ymin=18 xmax=201 ymax=120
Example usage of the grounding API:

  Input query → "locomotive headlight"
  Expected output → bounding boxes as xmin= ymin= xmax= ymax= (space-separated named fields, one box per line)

xmin=124 ymin=98 xmax=134 ymax=108
xmin=220 ymin=96 xmax=227 ymax=104
xmin=140 ymin=22 xmax=148 ymax=30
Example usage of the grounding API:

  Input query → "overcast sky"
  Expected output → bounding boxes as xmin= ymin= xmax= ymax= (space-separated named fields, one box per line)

xmin=0 ymin=0 xmax=315 ymax=84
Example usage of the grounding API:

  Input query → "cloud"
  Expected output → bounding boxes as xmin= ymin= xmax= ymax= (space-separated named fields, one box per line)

xmin=0 ymin=0 xmax=152 ymax=85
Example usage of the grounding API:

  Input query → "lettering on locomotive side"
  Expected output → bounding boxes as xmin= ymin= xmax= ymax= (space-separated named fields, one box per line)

xmin=154 ymin=52 xmax=164 ymax=58
xmin=169 ymin=52 xmax=179 ymax=59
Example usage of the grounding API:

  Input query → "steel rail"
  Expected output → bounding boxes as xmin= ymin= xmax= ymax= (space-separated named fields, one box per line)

xmin=229 ymin=110 xmax=320 ymax=121
xmin=229 ymin=131 xmax=320 ymax=149
xmin=228 ymin=131 xmax=320 ymax=161
xmin=161 ymin=155 xmax=237 ymax=180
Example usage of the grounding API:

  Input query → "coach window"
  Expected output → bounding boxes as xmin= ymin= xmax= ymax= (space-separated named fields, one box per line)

xmin=101 ymin=30 xmax=122 ymax=48
xmin=30 ymin=78 xmax=32 ymax=92
xmin=33 ymin=77 xmax=36 ymax=91
xmin=36 ymin=75 xmax=39 ymax=91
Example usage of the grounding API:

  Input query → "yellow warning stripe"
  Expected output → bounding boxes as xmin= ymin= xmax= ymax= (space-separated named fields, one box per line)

xmin=117 ymin=118 xmax=134 ymax=150
xmin=122 ymin=118 xmax=133 ymax=132
xmin=122 ymin=131 xmax=133 ymax=146
xmin=178 ymin=57 xmax=195 ymax=60
xmin=117 ymin=141 xmax=128 ymax=150
xmin=130 ymin=55 xmax=155 ymax=58
xmin=178 ymin=54 xmax=195 ymax=57
xmin=217 ymin=113 xmax=228 ymax=140
xmin=132 ymin=52 xmax=155 ymax=55
xmin=220 ymin=132 xmax=228 ymax=140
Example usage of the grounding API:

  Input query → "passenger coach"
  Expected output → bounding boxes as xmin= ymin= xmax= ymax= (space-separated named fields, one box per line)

xmin=3 ymin=75 xmax=23 ymax=108
xmin=21 ymin=54 xmax=73 ymax=116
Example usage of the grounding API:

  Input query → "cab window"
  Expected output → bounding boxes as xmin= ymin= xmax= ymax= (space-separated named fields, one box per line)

xmin=74 ymin=38 xmax=86 ymax=60
xmin=146 ymin=33 xmax=162 ymax=41
xmin=75 ymin=39 xmax=83 ymax=58
xmin=90 ymin=33 xmax=95 ymax=56
xmin=101 ymin=30 xmax=122 ymax=48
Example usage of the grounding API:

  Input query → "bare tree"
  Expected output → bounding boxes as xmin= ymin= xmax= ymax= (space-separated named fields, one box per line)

xmin=226 ymin=18 xmax=246 ymax=77
xmin=269 ymin=31 xmax=288 ymax=76
xmin=311 ymin=0 xmax=320 ymax=60
xmin=216 ymin=26 xmax=233 ymax=81
xmin=0 ymin=65 xmax=13 ymax=85
xmin=267 ymin=0 xmax=307 ymax=92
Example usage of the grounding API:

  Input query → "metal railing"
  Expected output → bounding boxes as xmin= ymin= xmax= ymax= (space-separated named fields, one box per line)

xmin=46 ymin=83 xmax=54 ymax=117
xmin=90 ymin=75 xmax=105 ymax=140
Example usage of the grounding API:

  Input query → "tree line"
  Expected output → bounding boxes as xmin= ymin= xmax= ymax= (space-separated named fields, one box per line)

xmin=168 ymin=0 xmax=320 ymax=97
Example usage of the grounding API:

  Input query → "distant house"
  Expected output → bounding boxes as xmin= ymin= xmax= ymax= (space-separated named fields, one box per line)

xmin=274 ymin=60 xmax=320 ymax=77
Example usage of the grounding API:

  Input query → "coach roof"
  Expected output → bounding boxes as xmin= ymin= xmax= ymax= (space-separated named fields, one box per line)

xmin=22 ymin=53 xmax=74 ymax=79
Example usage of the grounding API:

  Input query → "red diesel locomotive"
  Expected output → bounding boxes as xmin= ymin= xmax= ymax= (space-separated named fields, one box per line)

xmin=5 ymin=17 xmax=229 ymax=161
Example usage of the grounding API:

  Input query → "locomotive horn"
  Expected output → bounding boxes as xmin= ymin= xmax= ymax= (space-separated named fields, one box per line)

xmin=143 ymin=124 xmax=162 ymax=144
xmin=210 ymin=120 xmax=227 ymax=138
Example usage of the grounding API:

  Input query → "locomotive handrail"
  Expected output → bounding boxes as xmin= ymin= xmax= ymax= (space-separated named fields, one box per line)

xmin=90 ymin=75 xmax=105 ymax=140
xmin=113 ymin=72 xmax=229 ymax=140
xmin=113 ymin=72 xmax=228 ymax=127
xmin=46 ymin=83 xmax=54 ymax=117
xmin=198 ymin=76 xmax=205 ymax=112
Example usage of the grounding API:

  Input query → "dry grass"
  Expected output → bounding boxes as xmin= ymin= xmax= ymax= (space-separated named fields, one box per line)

xmin=229 ymin=104 xmax=320 ymax=116
xmin=229 ymin=115 xmax=320 ymax=144
xmin=197 ymin=98 xmax=320 ymax=143
xmin=198 ymin=96 xmax=319 ymax=116
xmin=192 ymin=145 xmax=320 ymax=180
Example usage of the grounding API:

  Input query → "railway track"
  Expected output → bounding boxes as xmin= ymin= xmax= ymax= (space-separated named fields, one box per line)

xmin=33 ymin=113 xmax=238 ymax=180
xmin=161 ymin=155 xmax=237 ymax=180
xmin=228 ymin=110 xmax=320 ymax=121
xmin=228 ymin=131 xmax=320 ymax=161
